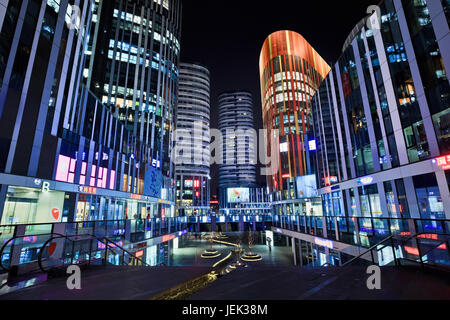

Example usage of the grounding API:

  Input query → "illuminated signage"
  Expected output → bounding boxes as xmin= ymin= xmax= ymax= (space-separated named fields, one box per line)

xmin=433 ymin=155 xmax=450 ymax=170
xmin=151 ymin=159 xmax=161 ymax=169
xmin=135 ymin=250 xmax=144 ymax=258
xmin=51 ymin=208 xmax=60 ymax=221
xmin=42 ymin=181 xmax=51 ymax=193
xmin=56 ymin=155 xmax=116 ymax=190
xmin=404 ymin=246 xmax=419 ymax=256
xmin=130 ymin=194 xmax=142 ymax=200
xmin=227 ymin=188 xmax=250 ymax=203
xmin=162 ymin=235 xmax=175 ymax=243
xmin=358 ymin=176 xmax=374 ymax=186
xmin=308 ymin=140 xmax=317 ymax=151
xmin=314 ymin=238 xmax=334 ymax=249
xmin=23 ymin=236 xmax=37 ymax=244
xmin=79 ymin=186 xmax=97 ymax=195
xmin=282 ymin=173 xmax=291 ymax=179
xmin=280 ymin=142 xmax=289 ymax=153
xmin=97 ymin=241 xmax=124 ymax=250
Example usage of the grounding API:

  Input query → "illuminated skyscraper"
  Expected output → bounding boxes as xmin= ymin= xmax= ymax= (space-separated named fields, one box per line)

xmin=218 ymin=91 xmax=257 ymax=207
xmin=175 ymin=63 xmax=211 ymax=216
xmin=259 ymin=30 xmax=330 ymax=215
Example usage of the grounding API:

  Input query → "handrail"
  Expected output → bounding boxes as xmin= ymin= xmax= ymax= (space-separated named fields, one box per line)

xmin=0 ymin=232 xmax=151 ymax=273
xmin=342 ymin=235 xmax=395 ymax=267
xmin=37 ymin=233 xmax=150 ymax=273
xmin=0 ymin=233 xmax=56 ymax=272
xmin=342 ymin=232 xmax=450 ymax=267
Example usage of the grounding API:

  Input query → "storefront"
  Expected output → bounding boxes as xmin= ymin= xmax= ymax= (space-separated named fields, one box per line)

xmin=0 ymin=175 xmax=175 ymax=225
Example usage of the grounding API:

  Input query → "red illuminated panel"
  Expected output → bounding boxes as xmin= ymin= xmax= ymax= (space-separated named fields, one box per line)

xmin=418 ymin=234 xmax=438 ymax=240
xmin=435 ymin=155 xmax=450 ymax=170
xmin=162 ymin=235 xmax=175 ymax=243
xmin=135 ymin=250 xmax=144 ymax=258
xmin=404 ymin=246 xmax=419 ymax=256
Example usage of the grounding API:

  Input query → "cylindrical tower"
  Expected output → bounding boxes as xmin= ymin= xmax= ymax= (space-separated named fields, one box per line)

xmin=259 ymin=30 xmax=330 ymax=213
xmin=175 ymin=63 xmax=211 ymax=216
xmin=218 ymin=91 xmax=257 ymax=196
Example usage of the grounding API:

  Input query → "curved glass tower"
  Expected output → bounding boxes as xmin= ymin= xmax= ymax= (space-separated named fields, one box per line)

xmin=218 ymin=91 xmax=257 ymax=205
xmin=259 ymin=30 xmax=330 ymax=215
xmin=175 ymin=63 xmax=210 ymax=216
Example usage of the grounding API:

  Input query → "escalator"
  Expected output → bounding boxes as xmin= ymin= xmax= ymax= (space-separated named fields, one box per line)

xmin=343 ymin=232 xmax=450 ymax=273
xmin=0 ymin=232 xmax=151 ymax=296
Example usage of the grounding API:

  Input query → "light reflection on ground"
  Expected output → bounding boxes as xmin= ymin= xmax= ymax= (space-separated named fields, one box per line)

xmin=169 ymin=233 xmax=294 ymax=267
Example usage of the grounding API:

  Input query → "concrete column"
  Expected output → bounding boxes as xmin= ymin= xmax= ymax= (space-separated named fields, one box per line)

xmin=298 ymin=239 xmax=303 ymax=267
xmin=211 ymin=215 xmax=216 ymax=232
xmin=322 ymin=217 xmax=328 ymax=238
xmin=334 ymin=217 xmax=340 ymax=241
xmin=435 ymin=171 xmax=450 ymax=220
xmin=125 ymin=220 xmax=132 ymax=242
xmin=292 ymin=237 xmax=297 ymax=266
xmin=0 ymin=184 xmax=7 ymax=223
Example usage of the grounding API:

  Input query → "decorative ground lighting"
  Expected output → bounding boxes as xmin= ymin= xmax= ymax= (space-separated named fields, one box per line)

xmin=201 ymin=232 xmax=221 ymax=259
xmin=230 ymin=234 xmax=246 ymax=268
xmin=242 ymin=231 xmax=262 ymax=262
xmin=216 ymin=232 xmax=228 ymax=240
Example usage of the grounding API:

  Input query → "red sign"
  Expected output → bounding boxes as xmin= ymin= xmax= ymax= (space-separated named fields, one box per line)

xmin=404 ymin=246 xmax=419 ymax=256
xmin=418 ymin=234 xmax=438 ymax=240
xmin=435 ymin=155 xmax=450 ymax=170
xmin=79 ymin=186 xmax=97 ymax=195
xmin=135 ymin=250 xmax=144 ymax=258
xmin=51 ymin=208 xmax=60 ymax=221
xmin=162 ymin=235 xmax=175 ymax=243
xmin=130 ymin=194 xmax=142 ymax=200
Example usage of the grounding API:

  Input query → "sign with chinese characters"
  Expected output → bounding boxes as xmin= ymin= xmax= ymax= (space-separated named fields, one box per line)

xmin=79 ymin=186 xmax=97 ymax=195
xmin=314 ymin=237 xmax=334 ymax=249
xmin=434 ymin=155 xmax=450 ymax=170
xmin=130 ymin=194 xmax=142 ymax=200
xmin=358 ymin=176 xmax=374 ymax=186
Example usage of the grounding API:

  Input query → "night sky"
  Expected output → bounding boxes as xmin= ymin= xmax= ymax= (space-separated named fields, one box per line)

xmin=180 ymin=0 xmax=377 ymax=195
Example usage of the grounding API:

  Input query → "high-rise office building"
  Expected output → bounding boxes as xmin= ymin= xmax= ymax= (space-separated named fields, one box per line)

xmin=310 ymin=0 xmax=450 ymax=220
xmin=218 ymin=91 xmax=257 ymax=207
xmin=0 ymin=0 xmax=181 ymax=225
xmin=259 ymin=30 xmax=330 ymax=216
xmin=85 ymin=0 xmax=182 ymax=193
xmin=175 ymin=63 xmax=211 ymax=216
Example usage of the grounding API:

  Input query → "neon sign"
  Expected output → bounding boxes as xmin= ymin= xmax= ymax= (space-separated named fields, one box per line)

xmin=314 ymin=238 xmax=334 ymax=249
xmin=135 ymin=250 xmax=144 ymax=258
xmin=162 ymin=235 xmax=175 ymax=243
xmin=97 ymin=241 xmax=124 ymax=250
xmin=308 ymin=140 xmax=317 ymax=151
xmin=433 ymin=155 xmax=450 ymax=170
xmin=79 ymin=186 xmax=97 ymax=195
xmin=358 ymin=176 xmax=374 ymax=186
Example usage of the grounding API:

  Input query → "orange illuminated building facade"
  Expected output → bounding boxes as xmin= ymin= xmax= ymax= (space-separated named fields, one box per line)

xmin=259 ymin=31 xmax=330 ymax=204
